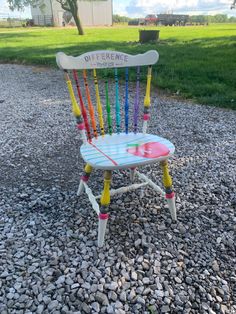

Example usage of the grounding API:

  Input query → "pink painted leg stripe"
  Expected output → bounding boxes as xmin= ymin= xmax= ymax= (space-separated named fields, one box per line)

xmin=166 ymin=192 xmax=175 ymax=199
xmin=99 ymin=213 xmax=109 ymax=220
xmin=81 ymin=175 xmax=89 ymax=182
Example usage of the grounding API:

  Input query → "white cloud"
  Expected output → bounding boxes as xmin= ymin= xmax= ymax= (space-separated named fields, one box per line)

xmin=0 ymin=0 xmax=31 ymax=18
xmin=114 ymin=0 xmax=236 ymax=17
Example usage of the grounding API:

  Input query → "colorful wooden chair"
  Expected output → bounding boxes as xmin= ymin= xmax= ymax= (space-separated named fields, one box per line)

xmin=56 ymin=50 xmax=177 ymax=247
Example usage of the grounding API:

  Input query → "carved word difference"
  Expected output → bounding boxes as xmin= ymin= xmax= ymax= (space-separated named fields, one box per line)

xmin=84 ymin=52 xmax=128 ymax=64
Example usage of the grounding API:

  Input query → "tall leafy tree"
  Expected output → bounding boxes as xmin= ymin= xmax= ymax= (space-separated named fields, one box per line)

xmin=7 ymin=0 xmax=105 ymax=35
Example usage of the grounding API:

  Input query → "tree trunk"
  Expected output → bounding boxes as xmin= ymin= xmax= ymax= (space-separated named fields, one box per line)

xmin=67 ymin=0 xmax=84 ymax=35
xmin=57 ymin=0 xmax=84 ymax=35
xmin=73 ymin=13 xmax=84 ymax=35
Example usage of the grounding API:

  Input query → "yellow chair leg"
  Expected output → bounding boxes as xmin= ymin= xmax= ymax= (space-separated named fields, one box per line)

xmin=160 ymin=160 xmax=177 ymax=221
xmin=98 ymin=170 xmax=112 ymax=247
xmin=77 ymin=163 xmax=93 ymax=196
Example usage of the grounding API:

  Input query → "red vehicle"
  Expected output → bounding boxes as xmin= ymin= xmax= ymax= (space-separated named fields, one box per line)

xmin=144 ymin=14 xmax=158 ymax=25
xmin=143 ymin=14 xmax=189 ymax=26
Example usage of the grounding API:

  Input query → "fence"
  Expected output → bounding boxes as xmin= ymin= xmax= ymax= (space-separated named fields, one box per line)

xmin=33 ymin=15 xmax=53 ymax=26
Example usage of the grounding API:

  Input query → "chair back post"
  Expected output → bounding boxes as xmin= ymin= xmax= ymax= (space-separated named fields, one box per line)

xmin=143 ymin=65 xmax=152 ymax=135
xmin=64 ymin=71 xmax=87 ymax=143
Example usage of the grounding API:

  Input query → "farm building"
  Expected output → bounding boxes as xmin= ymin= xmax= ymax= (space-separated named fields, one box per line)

xmin=30 ymin=0 xmax=112 ymax=27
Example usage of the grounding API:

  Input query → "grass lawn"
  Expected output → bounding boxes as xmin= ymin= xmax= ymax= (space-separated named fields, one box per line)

xmin=0 ymin=24 xmax=236 ymax=109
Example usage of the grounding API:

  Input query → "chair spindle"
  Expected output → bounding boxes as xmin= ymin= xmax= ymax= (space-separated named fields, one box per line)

xmin=105 ymin=77 xmax=112 ymax=135
xmin=72 ymin=70 xmax=91 ymax=141
xmin=125 ymin=67 xmax=129 ymax=134
xmin=93 ymin=69 xmax=105 ymax=136
xmin=64 ymin=71 xmax=86 ymax=142
xmin=114 ymin=68 xmax=120 ymax=134
xmin=134 ymin=66 xmax=140 ymax=134
xmin=83 ymin=70 xmax=98 ymax=139
xmin=143 ymin=65 xmax=152 ymax=134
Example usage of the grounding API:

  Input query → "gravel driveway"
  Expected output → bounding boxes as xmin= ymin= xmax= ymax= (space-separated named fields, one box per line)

xmin=0 ymin=64 xmax=235 ymax=314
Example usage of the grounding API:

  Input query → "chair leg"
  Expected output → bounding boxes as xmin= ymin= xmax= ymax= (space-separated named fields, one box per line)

xmin=160 ymin=160 xmax=177 ymax=221
xmin=98 ymin=170 xmax=112 ymax=247
xmin=77 ymin=163 xmax=93 ymax=196
xmin=130 ymin=167 xmax=136 ymax=182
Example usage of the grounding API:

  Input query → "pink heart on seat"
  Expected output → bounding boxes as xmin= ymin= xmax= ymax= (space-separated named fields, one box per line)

xmin=127 ymin=142 xmax=170 ymax=158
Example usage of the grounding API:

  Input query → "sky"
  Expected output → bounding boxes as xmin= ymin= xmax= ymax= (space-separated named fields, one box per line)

xmin=0 ymin=0 xmax=235 ymax=18
xmin=114 ymin=0 xmax=236 ymax=17
xmin=0 ymin=0 xmax=31 ymax=18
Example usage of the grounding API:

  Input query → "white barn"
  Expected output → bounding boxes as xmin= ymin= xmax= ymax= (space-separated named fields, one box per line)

xmin=31 ymin=0 xmax=113 ymax=27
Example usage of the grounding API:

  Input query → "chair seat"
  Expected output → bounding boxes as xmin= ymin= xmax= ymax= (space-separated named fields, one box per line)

xmin=80 ymin=133 xmax=175 ymax=170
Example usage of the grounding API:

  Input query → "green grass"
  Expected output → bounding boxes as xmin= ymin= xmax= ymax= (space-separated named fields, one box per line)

xmin=0 ymin=24 xmax=236 ymax=109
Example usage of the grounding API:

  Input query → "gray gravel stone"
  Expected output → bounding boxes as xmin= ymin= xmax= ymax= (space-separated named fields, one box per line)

xmin=95 ymin=291 xmax=109 ymax=305
xmin=136 ymin=296 xmax=145 ymax=305
xmin=185 ymin=276 xmax=192 ymax=285
xmin=109 ymin=291 xmax=118 ymax=302
xmin=36 ymin=304 xmax=44 ymax=314
xmin=119 ymin=291 xmax=127 ymax=302
xmin=174 ymin=277 xmax=182 ymax=284
xmin=131 ymin=271 xmax=138 ymax=281
xmin=91 ymin=302 xmax=100 ymax=312
xmin=212 ymin=260 xmax=220 ymax=272
xmin=55 ymin=275 xmax=65 ymax=285
xmin=82 ymin=302 xmax=90 ymax=313
xmin=161 ymin=305 xmax=170 ymax=313
xmin=108 ymin=282 xmax=118 ymax=291
xmin=143 ymin=277 xmax=150 ymax=285
xmin=47 ymin=300 xmax=59 ymax=311
xmin=107 ymin=305 xmax=114 ymax=314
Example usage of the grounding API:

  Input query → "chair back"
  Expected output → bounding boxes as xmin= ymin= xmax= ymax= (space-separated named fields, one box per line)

xmin=56 ymin=50 xmax=159 ymax=142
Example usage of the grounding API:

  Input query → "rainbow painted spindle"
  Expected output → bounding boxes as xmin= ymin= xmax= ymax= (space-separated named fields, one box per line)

xmin=73 ymin=70 xmax=91 ymax=141
xmin=114 ymin=68 xmax=120 ymax=134
xmin=105 ymin=76 xmax=112 ymax=135
xmin=83 ymin=70 xmax=98 ymax=139
xmin=93 ymin=69 xmax=105 ymax=136
xmin=125 ymin=67 xmax=129 ymax=134
xmin=134 ymin=66 xmax=140 ymax=134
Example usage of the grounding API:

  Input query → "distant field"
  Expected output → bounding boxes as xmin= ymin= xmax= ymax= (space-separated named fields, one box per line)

xmin=0 ymin=24 xmax=235 ymax=108
xmin=0 ymin=19 xmax=23 ymax=28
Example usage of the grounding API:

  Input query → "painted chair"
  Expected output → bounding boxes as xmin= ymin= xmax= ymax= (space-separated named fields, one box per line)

xmin=56 ymin=50 xmax=177 ymax=247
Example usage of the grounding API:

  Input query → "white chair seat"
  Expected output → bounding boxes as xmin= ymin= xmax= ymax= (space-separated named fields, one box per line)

xmin=80 ymin=132 xmax=175 ymax=170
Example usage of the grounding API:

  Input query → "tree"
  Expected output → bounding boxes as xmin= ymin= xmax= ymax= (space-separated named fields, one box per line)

xmin=112 ymin=14 xmax=131 ymax=24
xmin=231 ymin=0 xmax=236 ymax=9
xmin=57 ymin=0 xmax=84 ymax=35
xmin=7 ymin=0 xmax=104 ymax=35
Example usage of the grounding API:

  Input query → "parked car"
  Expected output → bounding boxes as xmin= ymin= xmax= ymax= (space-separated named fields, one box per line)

xmin=144 ymin=14 xmax=158 ymax=25
xmin=128 ymin=18 xmax=145 ymax=25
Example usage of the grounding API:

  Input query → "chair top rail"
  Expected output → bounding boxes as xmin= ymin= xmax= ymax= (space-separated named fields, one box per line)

xmin=56 ymin=50 xmax=159 ymax=70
